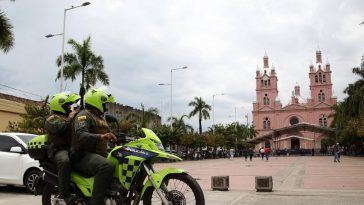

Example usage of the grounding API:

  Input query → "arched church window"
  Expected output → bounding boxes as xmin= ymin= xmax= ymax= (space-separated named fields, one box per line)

xmin=263 ymin=117 xmax=271 ymax=129
xmin=318 ymin=90 xmax=325 ymax=102
xmin=319 ymin=114 xmax=327 ymax=127
xmin=268 ymin=79 xmax=271 ymax=86
xmin=318 ymin=72 xmax=322 ymax=83
xmin=263 ymin=94 xmax=270 ymax=105
xmin=290 ymin=116 xmax=299 ymax=125
xmin=315 ymin=75 xmax=318 ymax=83
xmin=322 ymin=74 xmax=326 ymax=82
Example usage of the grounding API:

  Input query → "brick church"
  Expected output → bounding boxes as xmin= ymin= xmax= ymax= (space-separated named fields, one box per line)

xmin=251 ymin=49 xmax=336 ymax=151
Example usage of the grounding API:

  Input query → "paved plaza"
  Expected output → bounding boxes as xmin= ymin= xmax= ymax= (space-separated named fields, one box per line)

xmin=155 ymin=155 xmax=364 ymax=205
xmin=1 ymin=155 xmax=364 ymax=205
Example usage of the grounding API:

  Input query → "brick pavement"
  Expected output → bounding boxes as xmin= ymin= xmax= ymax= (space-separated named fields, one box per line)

xmin=154 ymin=156 xmax=364 ymax=191
xmin=2 ymin=156 xmax=364 ymax=205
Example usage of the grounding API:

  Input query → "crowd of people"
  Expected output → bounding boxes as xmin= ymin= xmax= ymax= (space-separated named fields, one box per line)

xmin=181 ymin=143 xmax=353 ymax=164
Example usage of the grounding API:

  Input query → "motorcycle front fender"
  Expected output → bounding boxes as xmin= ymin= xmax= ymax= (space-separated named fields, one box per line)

xmin=140 ymin=167 xmax=185 ymax=198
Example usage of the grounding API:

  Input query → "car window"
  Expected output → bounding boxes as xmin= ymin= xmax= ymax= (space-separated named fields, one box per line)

xmin=16 ymin=134 xmax=37 ymax=144
xmin=0 ymin=135 xmax=20 ymax=152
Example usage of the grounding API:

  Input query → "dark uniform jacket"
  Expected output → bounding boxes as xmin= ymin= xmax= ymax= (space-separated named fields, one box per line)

xmin=44 ymin=113 xmax=73 ymax=147
xmin=72 ymin=109 xmax=110 ymax=157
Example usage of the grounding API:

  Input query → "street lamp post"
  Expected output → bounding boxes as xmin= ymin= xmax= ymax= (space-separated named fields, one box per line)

xmin=46 ymin=2 xmax=90 ymax=92
xmin=234 ymin=106 xmax=245 ymax=124
xmin=158 ymin=83 xmax=171 ymax=124
xmin=159 ymin=66 xmax=187 ymax=129
xmin=245 ymin=113 xmax=249 ymax=126
xmin=212 ymin=93 xmax=224 ymax=133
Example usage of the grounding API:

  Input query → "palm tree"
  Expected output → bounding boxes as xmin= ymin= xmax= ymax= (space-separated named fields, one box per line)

xmin=0 ymin=11 xmax=15 ymax=53
xmin=247 ymin=125 xmax=258 ymax=139
xmin=188 ymin=97 xmax=211 ymax=134
xmin=56 ymin=36 xmax=109 ymax=107
xmin=126 ymin=104 xmax=159 ymax=128
xmin=167 ymin=115 xmax=194 ymax=134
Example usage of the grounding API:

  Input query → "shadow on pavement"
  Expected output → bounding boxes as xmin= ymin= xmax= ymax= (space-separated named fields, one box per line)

xmin=0 ymin=185 xmax=28 ymax=194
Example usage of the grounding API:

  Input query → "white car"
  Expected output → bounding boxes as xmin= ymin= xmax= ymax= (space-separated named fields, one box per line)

xmin=0 ymin=132 xmax=42 ymax=193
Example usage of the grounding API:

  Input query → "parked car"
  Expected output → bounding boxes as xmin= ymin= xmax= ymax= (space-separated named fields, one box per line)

xmin=0 ymin=132 xmax=42 ymax=193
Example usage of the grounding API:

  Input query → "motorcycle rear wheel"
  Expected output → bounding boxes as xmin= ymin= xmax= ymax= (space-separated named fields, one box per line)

xmin=143 ymin=173 xmax=205 ymax=205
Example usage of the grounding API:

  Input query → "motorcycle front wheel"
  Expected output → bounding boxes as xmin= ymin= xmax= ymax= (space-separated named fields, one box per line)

xmin=143 ymin=173 xmax=205 ymax=205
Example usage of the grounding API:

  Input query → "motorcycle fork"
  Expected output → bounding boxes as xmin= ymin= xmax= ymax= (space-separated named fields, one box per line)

xmin=143 ymin=164 xmax=171 ymax=205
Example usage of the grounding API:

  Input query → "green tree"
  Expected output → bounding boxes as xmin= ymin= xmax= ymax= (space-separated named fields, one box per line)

xmin=247 ymin=124 xmax=258 ymax=139
xmin=56 ymin=36 xmax=109 ymax=105
xmin=188 ymin=97 xmax=211 ymax=134
xmin=331 ymin=57 xmax=364 ymax=153
xmin=168 ymin=115 xmax=194 ymax=134
xmin=153 ymin=124 xmax=176 ymax=146
xmin=343 ymin=67 xmax=364 ymax=117
xmin=6 ymin=97 xmax=50 ymax=134
xmin=126 ymin=104 xmax=159 ymax=128
xmin=0 ymin=10 xmax=14 ymax=53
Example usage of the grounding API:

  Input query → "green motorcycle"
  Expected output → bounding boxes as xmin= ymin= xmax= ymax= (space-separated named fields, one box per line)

xmin=28 ymin=128 xmax=205 ymax=205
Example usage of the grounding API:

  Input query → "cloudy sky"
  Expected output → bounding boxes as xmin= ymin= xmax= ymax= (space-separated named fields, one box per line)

xmin=0 ymin=0 xmax=363 ymax=131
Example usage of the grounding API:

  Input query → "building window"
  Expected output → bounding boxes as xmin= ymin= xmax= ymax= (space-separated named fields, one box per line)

xmin=290 ymin=116 xmax=299 ymax=125
xmin=322 ymin=74 xmax=326 ymax=82
xmin=318 ymin=72 xmax=322 ymax=83
xmin=315 ymin=75 xmax=318 ymax=83
xmin=268 ymin=79 xmax=271 ymax=86
xmin=318 ymin=90 xmax=325 ymax=102
xmin=263 ymin=117 xmax=271 ymax=129
xmin=263 ymin=94 xmax=270 ymax=105
xmin=319 ymin=114 xmax=327 ymax=127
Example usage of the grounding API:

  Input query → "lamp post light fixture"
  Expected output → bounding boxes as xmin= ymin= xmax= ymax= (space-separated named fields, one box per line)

xmin=45 ymin=2 xmax=91 ymax=92
xmin=212 ymin=93 xmax=224 ymax=133
xmin=159 ymin=66 xmax=187 ymax=129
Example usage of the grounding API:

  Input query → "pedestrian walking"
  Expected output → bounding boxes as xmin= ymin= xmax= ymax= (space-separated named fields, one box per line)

xmin=243 ymin=148 xmax=248 ymax=161
xmin=333 ymin=143 xmax=341 ymax=163
xmin=229 ymin=148 xmax=234 ymax=160
xmin=265 ymin=146 xmax=271 ymax=161
xmin=248 ymin=148 xmax=254 ymax=161
xmin=260 ymin=147 xmax=265 ymax=160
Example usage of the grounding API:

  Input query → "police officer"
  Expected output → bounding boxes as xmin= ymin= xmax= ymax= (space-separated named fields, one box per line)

xmin=72 ymin=88 xmax=116 ymax=205
xmin=45 ymin=92 xmax=80 ymax=203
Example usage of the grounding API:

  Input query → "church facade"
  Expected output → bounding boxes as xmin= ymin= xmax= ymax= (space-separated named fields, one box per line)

xmin=252 ymin=50 xmax=336 ymax=150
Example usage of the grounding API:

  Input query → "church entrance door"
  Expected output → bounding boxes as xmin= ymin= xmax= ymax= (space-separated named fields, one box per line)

xmin=291 ymin=138 xmax=300 ymax=150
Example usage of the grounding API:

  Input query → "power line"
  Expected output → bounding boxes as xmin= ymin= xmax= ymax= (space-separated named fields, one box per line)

xmin=0 ymin=83 xmax=44 ymax=99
